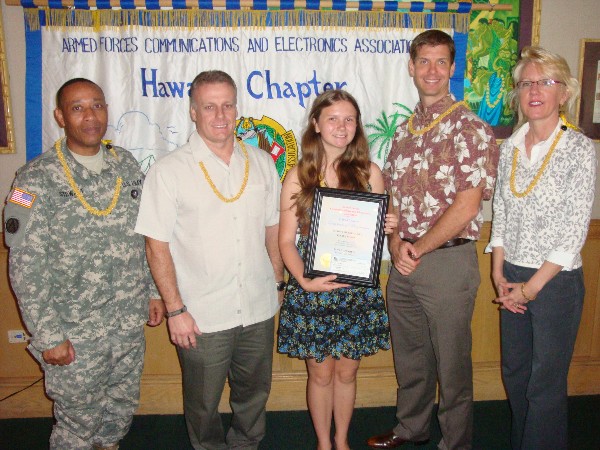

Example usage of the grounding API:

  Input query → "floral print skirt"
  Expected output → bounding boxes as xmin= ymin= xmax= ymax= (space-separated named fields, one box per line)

xmin=277 ymin=236 xmax=390 ymax=363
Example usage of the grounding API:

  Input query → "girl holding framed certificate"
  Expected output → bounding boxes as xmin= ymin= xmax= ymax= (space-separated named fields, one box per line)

xmin=277 ymin=90 xmax=396 ymax=450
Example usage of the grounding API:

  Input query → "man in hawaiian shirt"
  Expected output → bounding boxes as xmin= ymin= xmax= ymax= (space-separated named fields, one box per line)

xmin=367 ymin=30 xmax=499 ymax=450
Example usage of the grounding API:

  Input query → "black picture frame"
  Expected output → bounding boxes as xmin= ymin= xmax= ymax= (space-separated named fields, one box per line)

xmin=577 ymin=39 xmax=600 ymax=141
xmin=304 ymin=187 xmax=388 ymax=288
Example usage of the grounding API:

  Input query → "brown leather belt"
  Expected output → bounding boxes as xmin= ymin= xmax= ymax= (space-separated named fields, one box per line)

xmin=401 ymin=237 xmax=473 ymax=250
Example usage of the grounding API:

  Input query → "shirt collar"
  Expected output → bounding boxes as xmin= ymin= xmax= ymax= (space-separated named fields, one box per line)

xmin=190 ymin=130 xmax=241 ymax=166
xmin=61 ymin=139 xmax=116 ymax=180
xmin=510 ymin=119 xmax=562 ymax=164
xmin=414 ymin=94 xmax=456 ymax=118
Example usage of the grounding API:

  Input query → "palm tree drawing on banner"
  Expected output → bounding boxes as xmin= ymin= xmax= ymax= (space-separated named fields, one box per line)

xmin=366 ymin=102 xmax=413 ymax=163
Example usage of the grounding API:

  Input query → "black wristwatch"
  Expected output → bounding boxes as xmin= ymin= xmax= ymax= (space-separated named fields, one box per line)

xmin=276 ymin=281 xmax=287 ymax=292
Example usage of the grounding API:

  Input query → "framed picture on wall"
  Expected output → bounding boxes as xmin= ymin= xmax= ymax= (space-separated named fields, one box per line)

xmin=576 ymin=39 xmax=600 ymax=141
xmin=0 ymin=7 xmax=15 ymax=154
xmin=464 ymin=0 xmax=540 ymax=139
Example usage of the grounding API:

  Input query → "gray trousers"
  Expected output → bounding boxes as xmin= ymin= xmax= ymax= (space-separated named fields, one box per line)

xmin=177 ymin=317 xmax=274 ymax=450
xmin=386 ymin=242 xmax=479 ymax=450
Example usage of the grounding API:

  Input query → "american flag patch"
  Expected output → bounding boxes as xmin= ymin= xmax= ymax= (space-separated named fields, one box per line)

xmin=9 ymin=188 xmax=37 ymax=208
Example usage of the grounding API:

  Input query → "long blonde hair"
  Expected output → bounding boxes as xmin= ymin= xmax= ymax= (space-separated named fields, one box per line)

xmin=508 ymin=46 xmax=580 ymax=128
xmin=293 ymin=90 xmax=371 ymax=233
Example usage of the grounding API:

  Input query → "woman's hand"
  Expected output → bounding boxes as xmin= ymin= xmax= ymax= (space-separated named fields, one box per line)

xmin=492 ymin=271 xmax=509 ymax=297
xmin=300 ymin=274 xmax=350 ymax=292
xmin=384 ymin=213 xmax=399 ymax=235
xmin=493 ymin=281 xmax=533 ymax=314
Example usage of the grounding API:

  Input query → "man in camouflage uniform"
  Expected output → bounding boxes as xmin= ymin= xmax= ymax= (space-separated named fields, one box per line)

xmin=3 ymin=78 xmax=163 ymax=450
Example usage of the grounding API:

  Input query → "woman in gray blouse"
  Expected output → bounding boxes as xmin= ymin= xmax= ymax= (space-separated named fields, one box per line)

xmin=488 ymin=46 xmax=597 ymax=450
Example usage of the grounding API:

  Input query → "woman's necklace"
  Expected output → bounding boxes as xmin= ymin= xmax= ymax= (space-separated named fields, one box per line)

xmin=199 ymin=141 xmax=249 ymax=203
xmin=407 ymin=100 xmax=467 ymax=136
xmin=55 ymin=139 xmax=122 ymax=217
xmin=509 ymin=115 xmax=570 ymax=198
xmin=319 ymin=172 xmax=333 ymax=187
xmin=319 ymin=163 xmax=339 ymax=188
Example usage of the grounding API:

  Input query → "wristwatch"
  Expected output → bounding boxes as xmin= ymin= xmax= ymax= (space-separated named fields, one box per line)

xmin=165 ymin=305 xmax=187 ymax=318
xmin=276 ymin=281 xmax=287 ymax=292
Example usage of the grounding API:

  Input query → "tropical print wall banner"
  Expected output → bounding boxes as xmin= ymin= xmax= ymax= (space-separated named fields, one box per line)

xmin=20 ymin=1 xmax=530 ymax=171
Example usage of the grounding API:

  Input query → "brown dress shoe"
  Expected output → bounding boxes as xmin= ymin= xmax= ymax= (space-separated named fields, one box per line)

xmin=366 ymin=431 xmax=408 ymax=449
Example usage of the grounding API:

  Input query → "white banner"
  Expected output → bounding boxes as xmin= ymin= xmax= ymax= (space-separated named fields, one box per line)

xmin=40 ymin=24 xmax=435 ymax=176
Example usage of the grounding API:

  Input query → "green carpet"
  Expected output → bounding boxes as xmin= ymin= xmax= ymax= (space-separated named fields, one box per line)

xmin=1 ymin=396 xmax=599 ymax=449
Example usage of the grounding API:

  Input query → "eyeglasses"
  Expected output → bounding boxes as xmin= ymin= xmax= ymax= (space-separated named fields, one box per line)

xmin=516 ymin=79 xmax=565 ymax=89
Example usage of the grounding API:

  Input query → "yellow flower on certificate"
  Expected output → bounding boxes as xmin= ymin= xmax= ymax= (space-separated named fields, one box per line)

xmin=319 ymin=252 xmax=331 ymax=269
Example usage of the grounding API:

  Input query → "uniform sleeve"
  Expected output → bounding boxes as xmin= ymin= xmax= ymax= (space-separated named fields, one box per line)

xmin=143 ymin=254 xmax=161 ymax=299
xmin=135 ymin=162 xmax=178 ymax=242
xmin=120 ymin=151 xmax=161 ymax=300
xmin=546 ymin=134 xmax=597 ymax=269
xmin=456 ymin=115 xmax=499 ymax=200
xmin=4 ymin=169 xmax=66 ymax=352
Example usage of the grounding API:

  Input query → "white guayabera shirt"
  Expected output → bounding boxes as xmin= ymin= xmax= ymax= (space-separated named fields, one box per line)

xmin=136 ymin=131 xmax=282 ymax=332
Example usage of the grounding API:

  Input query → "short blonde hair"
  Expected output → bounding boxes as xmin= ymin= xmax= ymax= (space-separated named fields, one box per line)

xmin=508 ymin=46 xmax=579 ymax=128
xmin=189 ymin=70 xmax=237 ymax=107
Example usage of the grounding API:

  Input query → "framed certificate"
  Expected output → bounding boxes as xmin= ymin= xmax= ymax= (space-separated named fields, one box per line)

xmin=304 ymin=187 xmax=388 ymax=287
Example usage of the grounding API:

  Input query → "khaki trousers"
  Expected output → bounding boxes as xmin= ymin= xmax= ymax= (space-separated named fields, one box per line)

xmin=386 ymin=242 xmax=479 ymax=450
xmin=177 ymin=317 xmax=274 ymax=450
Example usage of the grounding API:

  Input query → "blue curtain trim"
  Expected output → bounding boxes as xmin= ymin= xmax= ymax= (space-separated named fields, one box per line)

xmin=25 ymin=12 xmax=43 ymax=161
xmin=409 ymin=1 xmax=424 ymax=12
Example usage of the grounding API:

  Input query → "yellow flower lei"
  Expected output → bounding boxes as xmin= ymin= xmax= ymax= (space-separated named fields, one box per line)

xmin=55 ymin=139 xmax=122 ymax=216
xmin=199 ymin=141 xmax=249 ymax=203
xmin=407 ymin=100 xmax=467 ymax=136
xmin=509 ymin=115 xmax=575 ymax=198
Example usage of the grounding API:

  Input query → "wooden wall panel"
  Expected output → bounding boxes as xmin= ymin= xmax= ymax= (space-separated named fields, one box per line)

xmin=2 ymin=221 xmax=599 ymax=418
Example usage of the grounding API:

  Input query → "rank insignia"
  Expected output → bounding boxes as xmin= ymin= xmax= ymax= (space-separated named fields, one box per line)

xmin=9 ymin=188 xmax=37 ymax=208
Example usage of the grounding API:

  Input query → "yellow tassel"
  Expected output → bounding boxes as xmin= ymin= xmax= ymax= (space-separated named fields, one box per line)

xmin=24 ymin=9 xmax=40 ymax=31
xmin=25 ymin=8 xmax=468 ymax=35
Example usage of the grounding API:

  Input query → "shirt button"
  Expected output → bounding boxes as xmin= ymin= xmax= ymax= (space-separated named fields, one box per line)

xmin=237 ymin=310 xmax=241 ymax=314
